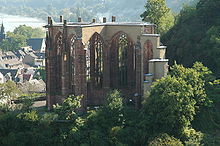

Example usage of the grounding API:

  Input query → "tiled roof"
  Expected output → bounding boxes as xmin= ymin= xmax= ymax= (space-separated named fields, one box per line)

xmin=0 ymin=69 xmax=18 ymax=77
xmin=27 ymin=38 xmax=45 ymax=51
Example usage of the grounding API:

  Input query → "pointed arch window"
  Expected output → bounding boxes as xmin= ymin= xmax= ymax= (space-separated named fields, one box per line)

xmin=69 ymin=36 xmax=76 ymax=93
xmin=110 ymin=32 xmax=134 ymax=89
xmin=89 ymin=33 xmax=104 ymax=88
xmin=118 ymin=34 xmax=128 ymax=87
xmin=56 ymin=33 xmax=63 ymax=55
xmin=95 ymin=38 xmax=103 ymax=87
xmin=55 ymin=32 xmax=63 ymax=95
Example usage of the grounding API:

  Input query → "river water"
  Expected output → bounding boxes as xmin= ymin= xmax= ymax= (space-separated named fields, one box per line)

xmin=0 ymin=13 xmax=46 ymax=32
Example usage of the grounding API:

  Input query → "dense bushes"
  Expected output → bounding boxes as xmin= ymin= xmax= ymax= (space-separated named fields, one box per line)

xmin=148 ymin=133 xmax=184 ymax=146
xmin=1 ymin=63 xmax=220 ymax=145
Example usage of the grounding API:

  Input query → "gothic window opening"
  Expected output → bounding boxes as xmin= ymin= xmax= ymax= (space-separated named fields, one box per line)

xmin=55 ymin=32 xmax=63 ymax=95
xmin=69 ymin=36 xmax=76 ymax=93
xmin=118 ymin=34 xmax=128 ymax=87
xmin=89 ymin=33 xmax=104 ymax=88
xmin=56 ymin=34 xmax=63 ymax=55
xmin=110 ymin=32 xmax=134 ymax=89
xmin=95 ymin=39 xmax=103 ymax=87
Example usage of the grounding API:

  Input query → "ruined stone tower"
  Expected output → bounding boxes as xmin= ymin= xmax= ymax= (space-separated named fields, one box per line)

xmin=45 ymin=16 xmax=168 ymax=110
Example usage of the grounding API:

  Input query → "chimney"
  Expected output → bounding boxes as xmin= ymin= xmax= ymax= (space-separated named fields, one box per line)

xmin=103 ymin=17 xmax=106 ymax=23
xmin=78 ymin=17 xmax=82 ymax=22
xmin=64 ymin=20 xmax=67 ymax=26
xmin=112 ymin=16 xmax=116 ymax=22
xmin=48 ymin=17 xmax=52 ymax=25
xmin=60 ymin=15 xmax=63 ymax=23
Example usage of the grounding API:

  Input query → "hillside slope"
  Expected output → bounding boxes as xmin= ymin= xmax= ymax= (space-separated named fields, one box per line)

xmin=162 ymin=0 xmax=220 ymax=77
xmin=0 ymin=0 xmax=197 ymax=22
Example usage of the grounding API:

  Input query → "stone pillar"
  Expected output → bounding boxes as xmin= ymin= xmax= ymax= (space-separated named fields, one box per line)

xmin=127 ymin=42 xmax=135 ymax=88
xmin=103 ymin=40 xmax=111 ymax=88
xmin=61 ymin=23 xmax=71 ymax=100
xmin=46 ymin=29 xmax=51 ymax=109
xmin=89 ymin=38 xmax=95 ymax=87
xmin=46 ymin=26 xmax=58 ymax=110
xmin=74 ymin=27 xmax=87 ymax=112
xmin=135 ymin=36 xmax=143 ymax=109
xmin=109 ymin=40 xmax=119 ymax=88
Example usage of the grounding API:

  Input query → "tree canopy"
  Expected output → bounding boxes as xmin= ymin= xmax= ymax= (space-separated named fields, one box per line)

xmin=0 ymin=25 xmax=45 ymax=51
xmin=162 ymin=0 xmax=220 ymax=77
xmin=13 ymin=25 xmax=45 ymax=39
xmin=0 ymin=0 xmax=198 ymax=22
xmin=141 ymin=0 xmax=174 ymax=34
xmin=1 ymin=62 xmax=220 ymax=145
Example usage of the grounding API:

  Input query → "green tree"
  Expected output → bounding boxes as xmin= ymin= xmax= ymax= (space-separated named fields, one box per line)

xmin=0 ymin=81 xmax=22 ymax=112
xmin=6 ymin=32 xmax=27 ymax=50
xmin=53 ymin=94 xmax=83 ymax=120
xmin=170 ymin=62 xmax=211 ymax=108
xmin=162 ymin=0 xmax=220 ymax=77
xmin=0 ymin=81 xmax=21 ymax=102
xmin=139 ymin=63 xmax=213 ymax=145
xmin=14 ymin=25 xmax=45 ymax=38
xmin=13 ymin=25 xmax=33 ymax=38
xmin=74 ymin=90 xmax=124 ymax=146
xmin=0 ymin=32 xmax=26 ymax=51
xmin=141 ymin=0 xmax=174 ymax=34
xmin=0 ymin=25 xmax=45 ymax=51
xmin=141 ymin=76 xmax=196 ymax=137
xmin=148 ymin=133 xmax=184 ymax=146
xmin=34 ymin=67 xmax=46 ymax=81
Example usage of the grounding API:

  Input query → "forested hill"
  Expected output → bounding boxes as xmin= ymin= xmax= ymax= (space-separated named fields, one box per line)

xmin=162 ymin=0 xmax=220 ymax=77
xmin=0 ymin=0 xmax=196 ymax=22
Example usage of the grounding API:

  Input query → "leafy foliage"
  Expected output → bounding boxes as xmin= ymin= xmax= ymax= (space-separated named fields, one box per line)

xmin=170 ymin=62 xmax=211 ymax=108
xmin=141 ymin=0 xmax=174 ymax=34
xmin=34 ymin=67 xmax=46 ymax=81
xmin=162 ymin=0 xmax=220 ymax=77
xmin=0 ymin=25 xmax=45 ymax=51
xmin=148 ymin=133 xmax=184 ymax=146
xmin=0 ymin=63 xmax=220 ymax=145
xmin=13 ymin=25 xmax=45 ymax=38
xmin=0 ymin=81 xmax=22 ymax=112
xmin=53 ymin=95 xmax=83 ymax=120
xmin=0 ymin=0 xmax=197 ymax=23
xmin=141 ymin=76 xmax=196 ymax=138
xmin=0 ymin=32 xmax=27 ymax=51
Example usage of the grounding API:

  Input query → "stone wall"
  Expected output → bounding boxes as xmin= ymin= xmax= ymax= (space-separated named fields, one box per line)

xmin=46 ymin=17 xmax=168 ymax=110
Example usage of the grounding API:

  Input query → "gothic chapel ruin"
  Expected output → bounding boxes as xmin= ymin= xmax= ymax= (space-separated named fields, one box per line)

xmin=45 ymin=16 xmax=169 ymax=111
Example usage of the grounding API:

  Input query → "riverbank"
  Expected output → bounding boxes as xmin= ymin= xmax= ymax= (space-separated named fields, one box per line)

xmin=0 ymin=13 xmax=46 ymax=32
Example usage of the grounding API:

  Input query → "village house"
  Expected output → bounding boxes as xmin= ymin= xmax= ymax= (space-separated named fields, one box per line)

xmin=0 ymin=69 xmax=18 ymax=83
xmin=0 ymin=51 xmax=23 ymax=69
xmin=27 ymin=38 xmax=46 ymax=53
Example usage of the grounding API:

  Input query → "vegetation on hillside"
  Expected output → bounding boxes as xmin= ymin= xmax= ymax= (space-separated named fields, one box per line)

xmin=162 ymin=0 xmax=220 ymax=77
xmin=0 ymin=25 xmax=45 ymax=51
xmin=0 ymin=0 xmax=197 ymax=22
xmin=1 ymin=0 xmax=220 ymax=145
xmin=1 ymin=62 xmax=220 ymax=145
xmin=141 ymin=0 xmax=174 ymax=34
